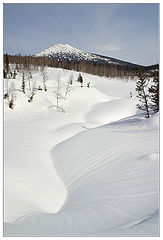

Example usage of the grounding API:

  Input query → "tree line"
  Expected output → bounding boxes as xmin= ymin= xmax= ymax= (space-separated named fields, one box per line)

xmin=3 ymin=53 xmax=151 ymax=79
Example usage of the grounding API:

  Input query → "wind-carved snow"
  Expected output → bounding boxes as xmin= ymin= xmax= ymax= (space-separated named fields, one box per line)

xmin=4 ymin=67 xmax=159 ymax=236
xmin=5 ymin=115 xmax=159 ymax=236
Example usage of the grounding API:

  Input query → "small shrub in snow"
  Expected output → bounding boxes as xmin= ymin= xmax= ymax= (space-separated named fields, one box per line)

xmin=4 ymin=93 xmax=9 ymax=100
xmin=38 ymin=86 xmax=43 ymax=91
xmin=87 ymin=82 xmax=90 ymax=88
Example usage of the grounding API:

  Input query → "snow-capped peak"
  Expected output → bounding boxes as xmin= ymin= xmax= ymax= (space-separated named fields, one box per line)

xmin=35 ymin=43 xmax=112 ymax=63
xmin=36 ymin=43 xmax=83 ymax=56
xmin=35 ymin=43 xmax=139 ymax=67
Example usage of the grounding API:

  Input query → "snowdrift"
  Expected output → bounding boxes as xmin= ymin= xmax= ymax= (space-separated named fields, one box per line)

xmin=5 ymin=114 xmax=159 ymax=236
xmin=85 ymin=97 xmax=137 ymax=124
xmin=4 ymin=67 xmax=159 ymax=236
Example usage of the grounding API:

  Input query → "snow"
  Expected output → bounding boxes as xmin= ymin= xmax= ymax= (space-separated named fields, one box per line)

xmin=85 ymin=97 xmax=138 ymax=124
xmin=4 ymin=67 xmax=159 ymax=236
xmin=35 ymin=43 xmax=114 ymax=63
xmin=36 ymin=44 xmax=83 ymax=56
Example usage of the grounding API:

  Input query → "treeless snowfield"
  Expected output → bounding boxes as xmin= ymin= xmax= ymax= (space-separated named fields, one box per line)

xmin=4 ymin=67 xmax=159 ymax=236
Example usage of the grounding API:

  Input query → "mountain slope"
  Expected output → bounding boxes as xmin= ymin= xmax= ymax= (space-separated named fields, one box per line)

xmin=35 ymin=44 xmax=141 ymax=67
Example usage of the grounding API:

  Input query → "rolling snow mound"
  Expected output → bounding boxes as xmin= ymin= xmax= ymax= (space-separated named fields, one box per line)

xmin=5 ymin=114 xmax=159 ymax=236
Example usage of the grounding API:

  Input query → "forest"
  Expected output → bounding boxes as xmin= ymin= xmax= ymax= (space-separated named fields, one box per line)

xmin=4 ymin=53 xmax=158 ymax=79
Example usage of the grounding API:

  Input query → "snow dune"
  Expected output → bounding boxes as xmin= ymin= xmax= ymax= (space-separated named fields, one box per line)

xmin=4 ymin=68 xmax=159 ymax=236
xmin=5 ymin=114 xmax=159 ymax=236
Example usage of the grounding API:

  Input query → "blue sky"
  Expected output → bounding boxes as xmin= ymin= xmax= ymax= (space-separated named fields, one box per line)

xmin=4 ymin=3 xmax=159 ymax=66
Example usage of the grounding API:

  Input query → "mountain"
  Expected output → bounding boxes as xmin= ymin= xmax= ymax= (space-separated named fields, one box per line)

xmin=35 ymin=44 xmax=141 ymax=67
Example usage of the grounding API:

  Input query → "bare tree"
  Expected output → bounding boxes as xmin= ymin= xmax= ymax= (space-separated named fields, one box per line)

xmin=41 ymin=66 xmax=48 ymax=91
xmin=28 ymin=80 xmax=36 ymax=103
xmin=9 ymin=82 xmax=16 ymax=109
xmin=64 ymin=75 xmax=73 ymax=100
xmin=53 ymin=75 xmax=64 ymax=111
xmin=4 ymin=79 xmax=9 ymax=99
xmin=26 ymin=70 xmax=32 ymax=91
xmin=21 ymin=71 xmax=26 ymax=94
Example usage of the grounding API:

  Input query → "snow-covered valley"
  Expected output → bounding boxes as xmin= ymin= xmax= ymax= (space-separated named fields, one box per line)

xmin=4 ymin=67 xmax=159 ymax=236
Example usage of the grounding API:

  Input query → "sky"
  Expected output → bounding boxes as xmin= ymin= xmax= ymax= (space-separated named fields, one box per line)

xmin=3 ymin=3 xmax=159 ymax=66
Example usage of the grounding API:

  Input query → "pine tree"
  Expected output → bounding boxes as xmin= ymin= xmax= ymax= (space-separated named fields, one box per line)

xmin=78 ymin=73 xmax=83 ymax=87
xmin=135 ymin=73 xmax=150 ymax=118
xmin=4 ymin=70 xmax=7 ymax=79
xmin=13 ymin=70 xmax=17 ymax=79
xmin=148 ymin=70 xmax=159 ymax=113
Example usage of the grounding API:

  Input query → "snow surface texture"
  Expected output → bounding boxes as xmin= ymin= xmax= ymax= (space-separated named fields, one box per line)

xmin=4 ymin=67 xmax=159 ymax=236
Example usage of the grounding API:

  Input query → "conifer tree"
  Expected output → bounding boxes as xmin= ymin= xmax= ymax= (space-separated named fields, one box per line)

xmin=13 ymin=70 xmax=17 ymax=79
xmin=135 ymin=73 xmax=150 ymax=118
xmin=4 ymin=70 xmax=7 ymax=79
xmin=78 ymin=73 xmax=83 ymax=87
xmin=148 ymin=70 xmax=159 ymax=113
